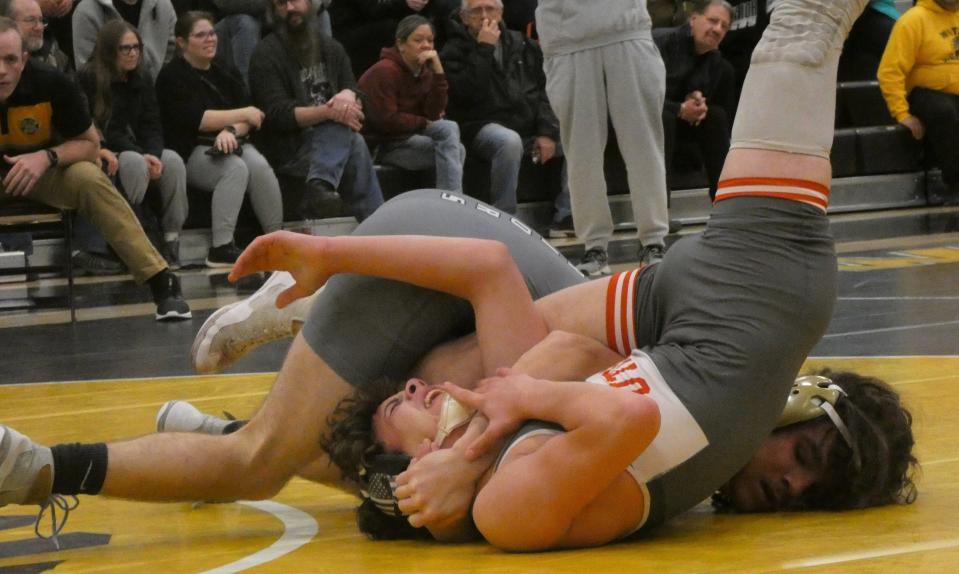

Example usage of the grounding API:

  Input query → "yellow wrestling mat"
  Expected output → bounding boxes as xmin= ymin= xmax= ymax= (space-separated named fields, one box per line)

xmin=0 ymin=357 xmax=956 ymax=573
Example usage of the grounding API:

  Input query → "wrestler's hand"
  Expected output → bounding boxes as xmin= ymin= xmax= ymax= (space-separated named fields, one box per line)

xmin=229 ymin=230 xmax=332 ymax=307
xmin=442 ymin=369 xmax=533 ymax=460
xmin=394 ymin=416 xmax=497 ymax=534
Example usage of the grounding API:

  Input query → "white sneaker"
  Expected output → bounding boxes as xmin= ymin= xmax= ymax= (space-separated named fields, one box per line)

xmin=156 ymin=401 xmax=235 ymax=435
xmin=0 ymin=425 xmax=53 ymax=506
xmin=191 ymin=271 xmax=316 ymax=373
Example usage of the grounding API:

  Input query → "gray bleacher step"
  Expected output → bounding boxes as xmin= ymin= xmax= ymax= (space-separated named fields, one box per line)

xmin=17 ymin=171 xmax=936 ymax=271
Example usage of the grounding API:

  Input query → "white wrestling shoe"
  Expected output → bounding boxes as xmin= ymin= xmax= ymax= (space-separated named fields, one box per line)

xmin=0 ymin=425 xmax=54 ymax=507
xmin=156 ymin=401 xmax=237 ymax=435
xmin=191 ymin=271 xmax=316 ymax=373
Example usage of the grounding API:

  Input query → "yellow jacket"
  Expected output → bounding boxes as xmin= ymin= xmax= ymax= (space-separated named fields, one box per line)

xmin=877 ymin=0 xmax=959 ymax=122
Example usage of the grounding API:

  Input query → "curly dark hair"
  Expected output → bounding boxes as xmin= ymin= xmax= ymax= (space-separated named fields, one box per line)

xmin=714 ymin=368 xmax=919 ymax=512
xmin=320 ymin=377 xmax=432 ymax=540
xmin=798 ymin=368 xmax=918 ymax=510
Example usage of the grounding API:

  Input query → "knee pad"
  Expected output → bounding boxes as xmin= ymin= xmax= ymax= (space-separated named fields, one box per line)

xmin=751 ymin=0 xmax=870 ymax=67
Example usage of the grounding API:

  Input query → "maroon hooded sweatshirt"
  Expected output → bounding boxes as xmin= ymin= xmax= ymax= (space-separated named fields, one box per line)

xmin=358 ymin=47 xmax=450 ymax=141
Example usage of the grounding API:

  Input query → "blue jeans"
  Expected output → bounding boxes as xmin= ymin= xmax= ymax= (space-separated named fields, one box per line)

xmin=215 ymin=14 xmax=261 ymax=87
xmin=377 ymin=119 xmax=465 ymax=191
xmin=470 ymin=123 xmax=523 ymax=214
xmin=307 ymin=122 xmax=385 ymax=221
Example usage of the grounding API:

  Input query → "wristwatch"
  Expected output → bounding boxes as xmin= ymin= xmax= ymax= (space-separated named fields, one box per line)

xmin=45 ymin=148 xmax=59 ymax=168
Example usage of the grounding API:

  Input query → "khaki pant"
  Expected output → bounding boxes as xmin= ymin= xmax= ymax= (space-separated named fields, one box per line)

xmin=2 ymin=161 xmax=167 ymax=283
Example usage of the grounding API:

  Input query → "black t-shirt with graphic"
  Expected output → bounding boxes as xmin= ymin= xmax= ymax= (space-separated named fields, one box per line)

xmin=0 ymin=61 xmax=91 ymax=156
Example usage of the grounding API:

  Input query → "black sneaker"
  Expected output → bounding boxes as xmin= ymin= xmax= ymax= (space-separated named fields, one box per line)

xmin=576 ymin=247 xmax=611 ymax=278
xmin=548 ymin=215 xmax=576 ymax=239
xmin=205 ymin=242 xmax=242 ymax=269
xmin=639 ymin=243 xmax=666 ymax=266
xmin=151 ymin=271 xmax=192 ymax=321
xmin=299 ymin=179 xmax=342 ymax=220
xmin=72 ymin=250 xmax=124 ymax=276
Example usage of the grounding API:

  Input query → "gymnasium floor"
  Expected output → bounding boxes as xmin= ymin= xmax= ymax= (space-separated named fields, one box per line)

xmin=0 ymin=205 xmax=957 ymax=572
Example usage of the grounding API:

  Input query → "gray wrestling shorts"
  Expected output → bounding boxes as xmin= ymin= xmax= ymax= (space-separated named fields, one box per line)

xmin=625 ymin=196 xmax=837 ymax=532
xmin=302 ymin=189 xmax=585 ymax=386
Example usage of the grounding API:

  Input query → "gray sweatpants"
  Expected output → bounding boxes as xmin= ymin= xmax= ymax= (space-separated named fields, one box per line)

xmin=117 ymin=149 xmax=188 ymax=237
xmin=186 ymin=144 xmax=284 ymax=247
xmin=544 ymin=38 xmax=669 ymax=250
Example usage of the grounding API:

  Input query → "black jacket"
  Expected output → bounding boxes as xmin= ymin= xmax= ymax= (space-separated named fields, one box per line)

xmin=248 ymin=31 xmax=357 ymax=167
xmin=79 ymin=68 xmax=165 ymax=157
xmin=440 ymin=18 xmax=559 ymax=144
xmin=155 ymin=56 xmax=250 ymax=159
xmin=653 ymin=24 xmax=736 ymax=119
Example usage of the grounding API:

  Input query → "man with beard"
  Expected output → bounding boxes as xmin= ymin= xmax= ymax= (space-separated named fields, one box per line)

xmin=248 ymin=0 xmax=384 ymax=221
xmin=0 ymin=0 xmax=68 ymax=70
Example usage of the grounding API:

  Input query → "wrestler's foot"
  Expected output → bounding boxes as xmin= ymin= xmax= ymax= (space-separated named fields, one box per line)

xmin=0 ymin=425 xmax=54 ymax=507
xmin=156 ymin=401 xmax=238 ymax=435
xmin=191 ymin=271 xmax=315 ymax=373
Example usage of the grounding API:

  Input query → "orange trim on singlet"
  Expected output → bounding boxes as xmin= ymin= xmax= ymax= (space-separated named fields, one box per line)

xmin=605 ymin=268 xmax=643 ymax=356
xmin=717 ymin=177 xmax=831 ymax=194
xmin=605 ymin=273 xmax=620 ymax=354
xmin=715 ymin=177 xmax=831 ymax=211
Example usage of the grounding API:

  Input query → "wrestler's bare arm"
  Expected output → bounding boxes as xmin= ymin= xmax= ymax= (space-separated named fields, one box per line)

xmin=446 ymin=373 xmax=660 ymax=551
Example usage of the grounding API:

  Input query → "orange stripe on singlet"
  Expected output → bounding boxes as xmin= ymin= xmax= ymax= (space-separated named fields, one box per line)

xmin=715 ymin=177 xmax=831 ymax=211
xmin=605 ymin=268 xmax=642 ymax=356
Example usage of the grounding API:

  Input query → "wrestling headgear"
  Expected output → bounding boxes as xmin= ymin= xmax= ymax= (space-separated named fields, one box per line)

xmin=778 ymin=375 xmax=859 ymax=463
xmin=361 ymin=394 xmax=476 ymax=517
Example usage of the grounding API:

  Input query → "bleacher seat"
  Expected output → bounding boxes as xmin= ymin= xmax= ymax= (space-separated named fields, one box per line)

xmin=0 ymin=201 xmax=75 ymax=321
xmin=837 ymin=81 xmax=894 ymax=128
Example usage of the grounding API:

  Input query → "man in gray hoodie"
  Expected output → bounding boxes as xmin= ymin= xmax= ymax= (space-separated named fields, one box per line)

xmin=72 ymin=0 xmax=175 ymax=79
xmin=536 ymin=0 xmax=669 ymax=277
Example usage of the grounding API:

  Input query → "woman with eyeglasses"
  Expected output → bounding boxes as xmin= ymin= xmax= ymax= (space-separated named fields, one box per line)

xmin=78 ymin=19 xmax=188 ymax=267
xmin=156 ymin=11 xmax=283 ymax=268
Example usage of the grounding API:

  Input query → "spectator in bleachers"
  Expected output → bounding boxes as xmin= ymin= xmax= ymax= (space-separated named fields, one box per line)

xmin=329 ymin=0 xmax=458 ymax=78
xmin=156 ymin=11 xmax=283 ymax=266
xmin=878 ymin=0 xmax=959 ymax=205
xmin=839 ymin=0 xmax=900 ymax=81
xmin=79 ymin=20 xmax=188 ymax=266
xmin=206 ymin=0 xmax=267 ymax=87
xmin=358 ymin=15 xmax=464 ymax=192
xmin=0 ymin=0 xmax=70 ymax=70
xmin=72 ymin=0 xmax=176 ymax=80
xmin=0 ymin=16 xmax=191 ymax=319
xmin=249 ymin=0 xmax=384 ymax=221
xmin=0 ymin=0 xmax=68 ymax=71
xmin=654 ymin=0 xmax=735 ymax=199
xmin=441 ymin=0 xmax=570 ymax=229
xmin=37 ymin=0 xmax=75 ymax=68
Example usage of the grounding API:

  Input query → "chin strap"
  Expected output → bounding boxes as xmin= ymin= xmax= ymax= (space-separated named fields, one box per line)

xmin=814 ymin=396 xmax=861 ymax=470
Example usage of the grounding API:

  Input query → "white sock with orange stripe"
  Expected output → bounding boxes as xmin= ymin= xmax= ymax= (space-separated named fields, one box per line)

xmin=730 ymin=0 xmax=869 ymax=159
